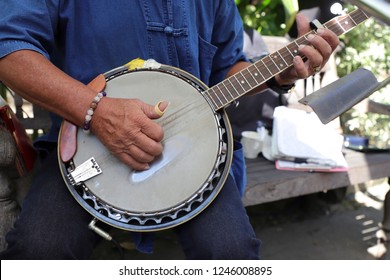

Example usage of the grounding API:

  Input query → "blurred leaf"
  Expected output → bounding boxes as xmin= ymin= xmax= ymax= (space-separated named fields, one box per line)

xmin=1 ymin=83 xmax=8 ymax=101
xmin=236 ymin=0 xmax=299 ymax=36
xmin=281 ymin=0 xmax=299 ymax=33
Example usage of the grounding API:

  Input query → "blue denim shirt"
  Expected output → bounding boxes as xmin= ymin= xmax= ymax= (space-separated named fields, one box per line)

xmin=0 ymin=0 xmax=247 ymax=253
xmin=1 ymin=0 xmax=247 ymax=143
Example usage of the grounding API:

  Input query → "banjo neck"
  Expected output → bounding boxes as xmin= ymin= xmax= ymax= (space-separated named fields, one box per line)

xmin=204 ymin=8 xmax=370 ymax=111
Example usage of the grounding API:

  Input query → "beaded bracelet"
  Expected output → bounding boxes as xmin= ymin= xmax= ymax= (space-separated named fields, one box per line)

xmin=83 ymin=91 xmax=107 ymax=133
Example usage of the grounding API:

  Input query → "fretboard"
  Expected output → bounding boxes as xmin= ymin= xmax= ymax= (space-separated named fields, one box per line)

xmin=204 ymin=8 xmax=370 ymax=111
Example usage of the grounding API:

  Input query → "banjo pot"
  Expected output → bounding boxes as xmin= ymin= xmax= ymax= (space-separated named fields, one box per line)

xmin=59 ymin=60 xmax=233 ymax=232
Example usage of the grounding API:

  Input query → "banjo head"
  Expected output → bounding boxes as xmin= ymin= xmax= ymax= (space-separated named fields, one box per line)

xmin=59 ymin=65 xmax=233 ymax=232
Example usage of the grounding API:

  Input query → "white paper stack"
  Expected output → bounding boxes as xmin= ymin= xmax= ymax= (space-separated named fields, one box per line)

xmin=271 ymin=106 xmax=348 ymax=172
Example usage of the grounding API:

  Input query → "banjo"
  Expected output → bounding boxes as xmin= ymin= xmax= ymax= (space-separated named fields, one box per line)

xmin=58 ymin=9 xmax=369 ymax=232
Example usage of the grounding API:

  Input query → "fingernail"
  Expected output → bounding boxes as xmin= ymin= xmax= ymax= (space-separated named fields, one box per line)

xmin=317 ymin=28 xmax=325 ymax=34
xmin=154 ymin=101 xmax=169 ymax=116
xmin=143 ymin=164 xmax=150 ymax=170
xmin=293 ymin=56 xmax=302 ymax=64
xmin=307 ymin=34 xmax=315 ymax=40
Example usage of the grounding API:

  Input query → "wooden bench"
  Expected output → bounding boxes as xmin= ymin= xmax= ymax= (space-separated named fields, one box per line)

xmin=243 ymin=148 xmax=390 ymax=206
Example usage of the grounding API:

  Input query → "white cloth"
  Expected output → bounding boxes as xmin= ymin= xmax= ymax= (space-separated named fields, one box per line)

xmin=271 ymin=106 xmax=347 ymax=168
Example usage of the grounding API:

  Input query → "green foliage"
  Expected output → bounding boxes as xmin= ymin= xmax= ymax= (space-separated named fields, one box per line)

xmin=337 ymin=18 xmax=390 ymax=79
xmin=336 ymin=8 xmax=390 ymax=148
xmin=235 ymin=0 xmax=298 ymax=36
xmin=0 ymin=83 xmax=7 ymax=101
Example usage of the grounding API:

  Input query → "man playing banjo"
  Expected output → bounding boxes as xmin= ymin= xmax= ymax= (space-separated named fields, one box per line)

xmin=0 ymin=1 xmax=338 ymax=259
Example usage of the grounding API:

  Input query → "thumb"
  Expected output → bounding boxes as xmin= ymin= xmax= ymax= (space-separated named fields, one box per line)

xmin=143 ymin=100 xmax=170 ymax=119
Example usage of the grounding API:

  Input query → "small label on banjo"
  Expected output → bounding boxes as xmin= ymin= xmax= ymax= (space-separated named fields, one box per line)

xmin=67 ymin=157 xmax=102 ymax=185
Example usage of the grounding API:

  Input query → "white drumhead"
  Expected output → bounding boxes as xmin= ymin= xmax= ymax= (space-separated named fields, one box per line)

xmin=73 ymin=70 xmax=221 ymax=213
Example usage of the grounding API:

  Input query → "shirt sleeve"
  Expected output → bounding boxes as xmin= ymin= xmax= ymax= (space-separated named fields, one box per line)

xmin=209 ymin=0 xmax=248 ymax=86
xmin=0 ymin=0 xmax=59 ymax=60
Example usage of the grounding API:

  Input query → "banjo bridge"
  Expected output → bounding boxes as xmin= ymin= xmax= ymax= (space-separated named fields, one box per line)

xmin=67 ymin=157 xmax=102 ymax=185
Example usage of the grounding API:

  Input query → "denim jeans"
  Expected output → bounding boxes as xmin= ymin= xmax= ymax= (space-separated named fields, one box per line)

xmin=0 ymin=150 xmax=260 ymax=259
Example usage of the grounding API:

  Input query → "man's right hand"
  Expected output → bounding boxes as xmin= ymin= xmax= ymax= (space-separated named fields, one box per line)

xmin=91 ymin=98 xmax=169 ymax=171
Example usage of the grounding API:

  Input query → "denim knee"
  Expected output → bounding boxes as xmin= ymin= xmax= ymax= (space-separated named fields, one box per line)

xmin=1 ymin=223 xmax=98 ymax=259
xmin=174 ymin=174 xmax=261 ymax=259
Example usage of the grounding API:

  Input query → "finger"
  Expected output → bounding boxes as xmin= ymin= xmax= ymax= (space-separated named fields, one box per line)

xmin=115 ymin=152 xmax=150 ymax=171
xmin=295 ymin=13 xmax=324 ymax=76
xmin=298 ymin=44 xmax=323 ymax=73
xmin=292 ymin=56 xmax=309 ymax=79
xmin=316 ymin=28 xmax=340 ymax=51
xmin=296 ymin=13 xmax=311 ymax=37
xmin=132 ymin=132 xmax=164 ymax=157
xmin=306 ymin=33 xmax=332 ymax=66
xmin=126 ymin=143 xmax=157 ymax=163
xmin=138 ymin=119 xmax=164 ymax=143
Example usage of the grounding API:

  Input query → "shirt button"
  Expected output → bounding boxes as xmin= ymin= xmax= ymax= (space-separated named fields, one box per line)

xmin=164 ymin=26 xmax=174 ymax=35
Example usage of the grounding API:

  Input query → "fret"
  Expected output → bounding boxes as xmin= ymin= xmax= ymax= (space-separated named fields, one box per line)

xmin=350 ymin=8 xmax=369 ymax=22
xmin=339 ymin=19 xmax=356 ymax=32
xmin=219 ymin=83 xmax=235 ymax=104
xmin=296 ymin=36 xmax=309 ymax=47
xmin=224 ymin=79 xmax=240 ymax=99
xmin=227 ymin=77 xmax=245 ymax=99
xmin=251 ymin=63 xmax=266 ymax=81
xmin=287 ymin=42 xmax=300 ymax=57
xmin=335 ymin=18 xmax=347 ymax=33
xmin=213 ymin=86 xmax=224 ymax=107
xmin=261 ymin=57 xmax=278 ymax=76
xmin=277 ymin=50 xmax=288 ymax=67
xmin=229 ymin=76 xmax=244 ymax=94
xmin=203 ymin=88 xmax=219 ymax=108
xmin=219 ymin=86 xmax=231 ymax=103
xmin=336 ymin=16 xmax=357 ymax=33
xmin=302 ymin=30 xmax=316 ymax=42
xmin=285 ymin=44 xmax=295 ymax=57
xmin=349 ymin=14 xmax=358 ymax=26
xmin=217 ymin=82 xmax=235 ymax=101
xmin=268 ymin=55 xmax=281 ymax=71
xmin=278 ymin=47 xmax=295 ymax=68
xmin=270 ymin=52 xmax=283 ymax=70
xmin=213 ymin=84 xmax=232 ymax=104
xmin=324 ymin=9 xmax=368 ymax=36
xmin=327 ymin=19 xmax=345 ymax=35
xmin=232 ymin=76 xmax=246 ymax=96
xmin=237 ymin=71 xmax=253 ymax=91
xmin=241 ymin=68 xmax=259 ymax=88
